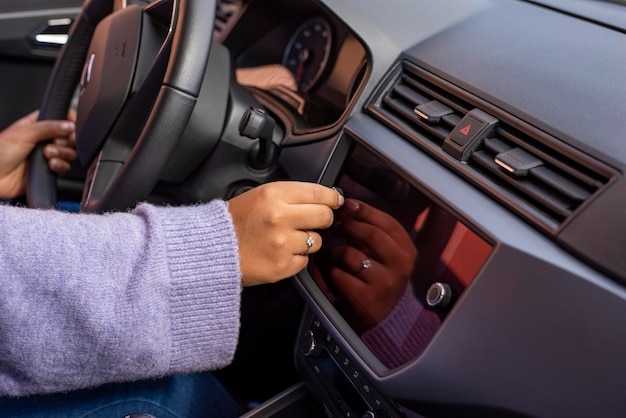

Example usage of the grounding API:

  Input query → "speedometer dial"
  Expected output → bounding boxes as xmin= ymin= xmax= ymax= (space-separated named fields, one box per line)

xmin=282 ymin=17 xmax=332 ymax=92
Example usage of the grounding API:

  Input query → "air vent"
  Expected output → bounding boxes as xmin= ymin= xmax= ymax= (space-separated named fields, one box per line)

xmin=367 ymin=61 xmax=614 ymax=233
xmin=213 ymin=0 xmax=244 ymax=42
xmin=372 ymin=65 xmax=469 ymax=149
xmin=469 ymin=127 xmax=608 ymax=229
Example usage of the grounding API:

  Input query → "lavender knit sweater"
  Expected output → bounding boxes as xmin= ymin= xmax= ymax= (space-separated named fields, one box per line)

xmin=0 ymin=200 xmax=242 ymax=397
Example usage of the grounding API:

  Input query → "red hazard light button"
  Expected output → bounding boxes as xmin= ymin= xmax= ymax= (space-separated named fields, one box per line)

xmin=443 ymin=109 xmax=498 ymax=161
xmin=448 ymin=115 xmax=484 ymax=147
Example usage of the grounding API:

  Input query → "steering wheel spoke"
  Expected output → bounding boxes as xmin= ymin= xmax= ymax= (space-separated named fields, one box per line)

xmin=75 ymin=4 xmax=143 ymax=165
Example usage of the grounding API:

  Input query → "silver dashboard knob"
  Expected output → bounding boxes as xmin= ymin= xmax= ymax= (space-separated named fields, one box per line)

xmin=426 ymin=282 xmax=455 ymax=310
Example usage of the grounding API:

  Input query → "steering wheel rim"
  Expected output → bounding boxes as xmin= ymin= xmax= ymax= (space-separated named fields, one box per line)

xmin=27 ymin=0 xmax=215 ymax=213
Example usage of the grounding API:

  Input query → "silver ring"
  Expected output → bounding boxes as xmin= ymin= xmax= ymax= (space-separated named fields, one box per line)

xmin=305 ymin=233 xmax=314 ymax=254
xmin=359 ymin=258 xmax=372 ymax=273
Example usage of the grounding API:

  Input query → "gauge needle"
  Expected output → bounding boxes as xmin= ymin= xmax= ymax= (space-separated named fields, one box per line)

xmin=295 ymin=48 xmax=310 ymax=84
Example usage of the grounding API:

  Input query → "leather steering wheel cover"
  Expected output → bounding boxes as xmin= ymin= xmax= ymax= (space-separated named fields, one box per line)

xmin=163 ymin=0 xmax=215 ymax=97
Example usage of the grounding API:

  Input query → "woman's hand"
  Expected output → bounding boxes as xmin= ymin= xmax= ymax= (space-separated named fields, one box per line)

xmin=0 ymin=110 xmax=77 ymax=199
xmin=228 ymin=181 xmax=344 ymax=286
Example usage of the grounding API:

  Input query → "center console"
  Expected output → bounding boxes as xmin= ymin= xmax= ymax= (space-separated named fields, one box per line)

xmin=292 ymin=131 xmax=493 ymax=417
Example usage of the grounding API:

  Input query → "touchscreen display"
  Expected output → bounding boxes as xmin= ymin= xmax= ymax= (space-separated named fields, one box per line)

xmin=308 ymin=140 xmax=492 ymax=369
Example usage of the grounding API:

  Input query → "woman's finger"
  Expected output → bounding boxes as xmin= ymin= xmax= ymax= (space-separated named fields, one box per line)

xmin=290 ymin=203 xmax=335 ymax=230
xmin=48 ymin=158 xmax=72 ymax=176
xmin=44 ymin=143 xmax=77 ymax=163
xmin=269 ymin=181 xmax=344 ymax=208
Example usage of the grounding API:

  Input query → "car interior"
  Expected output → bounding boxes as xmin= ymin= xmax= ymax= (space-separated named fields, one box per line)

xmin=1 ymin=0 xmax=626 ymax=417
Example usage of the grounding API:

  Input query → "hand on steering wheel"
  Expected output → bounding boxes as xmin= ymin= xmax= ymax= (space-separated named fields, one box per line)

xmin=0 ymin=110 xmax=76 ymax=199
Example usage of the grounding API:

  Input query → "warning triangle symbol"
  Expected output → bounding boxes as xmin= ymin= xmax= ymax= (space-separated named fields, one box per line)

xmin=460 ymin=125 xmax=471 ymax=135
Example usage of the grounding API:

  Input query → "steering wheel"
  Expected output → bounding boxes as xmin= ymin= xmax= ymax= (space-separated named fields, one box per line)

xmin=27 ymin=0 xmax=215 ymax=212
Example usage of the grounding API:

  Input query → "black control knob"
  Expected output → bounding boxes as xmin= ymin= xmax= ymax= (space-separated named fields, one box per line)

xmin=426 ymin=282 xmax=455 ymax=310
xmin=301 ymin=329 xmax=325 ymax=357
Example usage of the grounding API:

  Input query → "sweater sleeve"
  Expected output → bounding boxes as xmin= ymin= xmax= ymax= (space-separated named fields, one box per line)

xmin=0 ymin=201 xmax=242 ymax=396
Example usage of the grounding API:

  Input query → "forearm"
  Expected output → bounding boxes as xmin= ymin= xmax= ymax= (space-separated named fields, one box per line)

xmin=0 ymin=201 xmax=241 ymax=396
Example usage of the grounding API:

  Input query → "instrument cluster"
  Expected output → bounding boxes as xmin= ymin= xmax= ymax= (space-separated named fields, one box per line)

xmin=220 ymin=0 xmax=368 ymax=137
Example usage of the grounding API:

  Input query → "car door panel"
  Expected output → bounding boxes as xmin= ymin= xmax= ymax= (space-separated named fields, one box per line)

xmin=0 ymin=0 xmax=81 ymax=128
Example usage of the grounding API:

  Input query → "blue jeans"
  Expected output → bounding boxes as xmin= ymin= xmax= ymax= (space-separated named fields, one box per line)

xmin=0 ymin=372 xmax=245 ymax=418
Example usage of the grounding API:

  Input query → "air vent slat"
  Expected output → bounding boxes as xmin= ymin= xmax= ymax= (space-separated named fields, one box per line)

xmin=383 ymin=98 xmax=422 ymax=124
xmin=484 ymin=137 xmax=513 ymax=154
xmin=401 ymin=76 xmax=470 ymax=115
xmin=366 ymin=61 xmax=614 ymax=234
xmin=441 ymin=114 xmax=462 ymax=129
xmin=393 ymin=84 xmax=429 ymax=105
xmin=530 ymin=166 xmax=591 ymax=202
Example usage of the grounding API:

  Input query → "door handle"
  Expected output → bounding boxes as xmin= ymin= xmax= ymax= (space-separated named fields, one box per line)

xmin=32 ymin=17 xmax=73 ymax=47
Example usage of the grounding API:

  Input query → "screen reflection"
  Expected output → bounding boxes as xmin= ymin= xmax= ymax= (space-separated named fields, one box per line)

xmin=309 ymin=143 xmax=492 ymax=369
